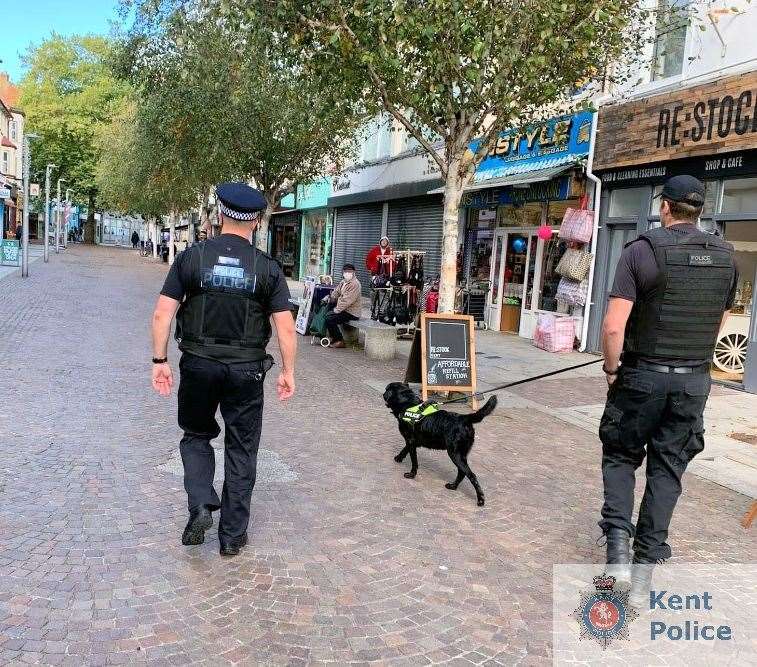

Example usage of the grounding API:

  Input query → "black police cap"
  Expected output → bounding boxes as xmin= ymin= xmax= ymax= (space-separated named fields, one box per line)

xmin=656 ymin=175 xmax=706 ymax=207
xmin=216 ymin=182 xmax=267 ymax=221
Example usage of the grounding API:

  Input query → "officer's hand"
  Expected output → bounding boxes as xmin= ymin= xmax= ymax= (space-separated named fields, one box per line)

xmin=152 ymin=363 xmax=174 ymax=396
xmin=277 ymin=370 xmax=295 ymax=401
xmin=606 ymin=372 xmax=618 ymax=387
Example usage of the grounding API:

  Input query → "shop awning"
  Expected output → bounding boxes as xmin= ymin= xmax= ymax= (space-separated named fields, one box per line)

xmin=428 ymin=163 xmax=577 ymax=195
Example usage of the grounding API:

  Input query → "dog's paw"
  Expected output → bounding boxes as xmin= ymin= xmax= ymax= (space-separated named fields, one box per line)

xmin=477 ymin=497 xmax=485 ymax=507
xmin=394 ymin=455 xmax=404 ymax=463
xmin=403 ymin=471 xmax=417 ymax=479
xmin=444 ymin=482 xmax=457 ymax=490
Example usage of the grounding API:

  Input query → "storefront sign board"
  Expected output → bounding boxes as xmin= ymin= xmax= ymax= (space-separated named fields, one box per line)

xmin=296 ymin=179 xmax=331 ymax=210
xmin=295 ymin=276 xmax=317 ymax=335
xmin=0 ymin=187 xmax=11 ymax=199
xmin=471 ymin=111 xmax=593 ymax=183
xmin=599 ymin=150 xmax=757 ymax=186
xmin=463 ymin=175 xmax=572 ymax=208
xmin=418 ymin=313 xmax=478 ymax=407
xmin=595 ymin=71 xmax=757 ymax=171
xmin=1 ymin=240 xmax=21 ymax=267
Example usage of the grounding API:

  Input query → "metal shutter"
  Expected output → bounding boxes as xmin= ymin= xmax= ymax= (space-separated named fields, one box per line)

xmin=387 ymin=195 xmax=444 ymax=279
xmin=332 ymin=204 xmax=383 ymax=292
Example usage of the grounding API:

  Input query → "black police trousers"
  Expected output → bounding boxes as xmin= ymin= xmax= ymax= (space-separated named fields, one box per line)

xmin=177 ymin=352 xmax=268 ymax=541
xmin=598 ymin=366 xmax=711 ymax=561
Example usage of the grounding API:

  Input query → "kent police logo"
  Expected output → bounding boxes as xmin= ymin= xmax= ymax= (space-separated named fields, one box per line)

xmin=571 ymin=574 xmax=637 ymax=649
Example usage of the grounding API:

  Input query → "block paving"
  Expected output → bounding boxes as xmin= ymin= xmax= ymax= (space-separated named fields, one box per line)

xmin=0 ymin=245 xmax=753 ymax=665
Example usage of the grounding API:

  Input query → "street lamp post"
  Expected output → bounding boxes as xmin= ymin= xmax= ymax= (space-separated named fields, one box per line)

xmin=44 ymin=164 xmax=56 ymax=263
xmin=21 ymin=134 xmax=40 ymax=278
xmin=56 ymin=178 xmax=66 ymax=254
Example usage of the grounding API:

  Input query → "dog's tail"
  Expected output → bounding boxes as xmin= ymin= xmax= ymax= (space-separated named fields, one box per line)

xmin=464 ymin=395 xmax=498 ymax=424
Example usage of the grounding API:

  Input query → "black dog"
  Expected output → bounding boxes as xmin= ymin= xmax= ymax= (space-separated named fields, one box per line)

xmin=383 ymin=382 xmax=497 ymax=506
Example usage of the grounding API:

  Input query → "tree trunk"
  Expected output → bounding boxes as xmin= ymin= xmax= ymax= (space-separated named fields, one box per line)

xmin=256 ymin=200 xmax=274 ymax=253
xmin=169 ymin=210 xmax=177 ymax=265
xmin=152 ymin=217 xmax=158 ymax=258
xmin=84 ymin=192 xmax=96 ymax=244
xmin=438 ymin=170 xmax=465 ymax=313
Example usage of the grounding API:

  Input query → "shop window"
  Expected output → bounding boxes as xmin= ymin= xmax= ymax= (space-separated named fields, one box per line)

xmin=650 ymin=180 xmax=717 ymax=217
xmin=546 ymin=199 xmax=580 ymax=227
xmin=651 ymin=0 xmax=690 ymax=81
xmin=467 ymin=209 xmax=496 ymax=282
xmin=721 ymin=178 xmax=757 ymax=215
xmin=608 ymin=187 xmax=646 ymax=218
xmin=538 ymin=235 xmax=569 ymax=312
xmin=1 ymin=151 xmax=8 ymax=174
xmin=498 ymin=202 xmax=542 ymax=227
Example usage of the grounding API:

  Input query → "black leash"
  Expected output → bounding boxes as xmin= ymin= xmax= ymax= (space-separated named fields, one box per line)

xmin=438 ymin=357 xmax=605 ymax=406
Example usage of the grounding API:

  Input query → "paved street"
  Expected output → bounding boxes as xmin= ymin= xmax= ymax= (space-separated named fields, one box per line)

xmin=0 ymin=245 xmax=754 ymax=666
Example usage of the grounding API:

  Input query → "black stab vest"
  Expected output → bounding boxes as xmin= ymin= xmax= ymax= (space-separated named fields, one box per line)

xmin=624 ymin=226 xmax=734 ymax=362
xmin=175 ymin=239 xmax=272 ymax=357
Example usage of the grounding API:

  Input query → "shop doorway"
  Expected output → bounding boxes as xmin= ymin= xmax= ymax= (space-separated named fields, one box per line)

xmin=487 ymin=229 xmax=536 ymax=333
xmin=715 ymin=221 xmax=755 ymax=384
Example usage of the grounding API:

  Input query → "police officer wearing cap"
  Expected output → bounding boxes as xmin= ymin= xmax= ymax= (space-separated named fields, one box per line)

xmin=151 ymin=182 xmax=296 ymax=557
xmin=598 ymin=175 xmax=738 ymax=571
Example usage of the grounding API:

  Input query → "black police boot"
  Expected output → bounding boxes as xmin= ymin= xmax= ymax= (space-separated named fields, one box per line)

xmin=219 ymin=533 xmax=248 ymax=557
xmin=629 ymin=555 xmax=660 ymax=611
xmin=181 ymin=505 xmax=214 ymax=546
xmin=605 ymin=528 xmax=631 ymax=584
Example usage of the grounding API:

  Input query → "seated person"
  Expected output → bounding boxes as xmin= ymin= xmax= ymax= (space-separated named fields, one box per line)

xmin=323 ymin=264 xmax=362 ymax=348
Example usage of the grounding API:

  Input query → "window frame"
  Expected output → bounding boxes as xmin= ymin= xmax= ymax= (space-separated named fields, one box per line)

xmin=650 ymin=0 xmax=691 ymax=82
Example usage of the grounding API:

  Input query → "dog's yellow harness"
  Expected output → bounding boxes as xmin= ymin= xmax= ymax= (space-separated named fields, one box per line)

xmin=401 ymin=402 xmax=439 ymax=425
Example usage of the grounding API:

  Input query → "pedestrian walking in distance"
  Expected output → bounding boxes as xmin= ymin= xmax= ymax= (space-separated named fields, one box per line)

xmin=599 ymin=175 xmax=737 ymax=578
xmin=150 ymin=182 xmax=297 ymax=557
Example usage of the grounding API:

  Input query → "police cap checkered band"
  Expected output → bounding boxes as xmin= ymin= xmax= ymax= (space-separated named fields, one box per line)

xmin=216 ymin=182 xmax=267 ymax=220
xmin=218 ymin=200 xmax=260 ymax=221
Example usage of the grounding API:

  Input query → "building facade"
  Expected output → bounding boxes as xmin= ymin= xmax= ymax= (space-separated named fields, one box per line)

xmin=587 ymin=1 xmax=757 ymax=390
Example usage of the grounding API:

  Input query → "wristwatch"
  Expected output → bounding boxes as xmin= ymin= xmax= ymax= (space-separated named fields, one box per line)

xmin=602 ymin=364 xmax=619 ymax=376
xmin=152 ymin=357 xmax=168 ymax=364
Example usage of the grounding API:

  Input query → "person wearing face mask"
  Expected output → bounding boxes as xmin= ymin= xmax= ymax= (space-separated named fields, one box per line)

xmin=323 ymin=263 xmax=362 ymax=348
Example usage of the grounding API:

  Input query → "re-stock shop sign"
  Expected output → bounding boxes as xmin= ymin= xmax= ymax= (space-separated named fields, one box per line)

xmin=594 ymin=71 xmax=757 ymax=171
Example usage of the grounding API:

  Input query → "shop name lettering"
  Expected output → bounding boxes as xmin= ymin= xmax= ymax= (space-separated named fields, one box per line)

xmin=657 ymin=90 xmax=757 ymax=148
xmin=463 ymin=179 xmax=563 ymax=206
xmin=488 ymin=119 xmax=572 ymax=159
xmin=602 ymin=167 xmax=666 ymax=183
xmin=648 ymin=590 xmax=732 ymax=642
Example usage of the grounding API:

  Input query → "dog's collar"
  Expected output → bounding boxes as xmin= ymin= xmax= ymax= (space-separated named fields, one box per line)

xmin=400 ymin=402 xmax=439 ymax=424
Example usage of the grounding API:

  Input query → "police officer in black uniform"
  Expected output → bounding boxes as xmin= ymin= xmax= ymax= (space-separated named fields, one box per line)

xmin=599 ymin=175 xmax=737 ymax=571
xmin=151 ymin=182 xmax=297 ymax=557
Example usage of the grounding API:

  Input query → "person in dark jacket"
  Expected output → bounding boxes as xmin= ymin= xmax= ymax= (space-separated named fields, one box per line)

xmin=131 ymin=230 xmax=140 ymax=249
xmin=598 ymin=176 xmax=737 ymax=591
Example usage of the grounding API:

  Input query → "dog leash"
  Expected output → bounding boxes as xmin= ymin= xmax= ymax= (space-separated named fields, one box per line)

xmin=437 ymin=358 xmax=605 ymax=406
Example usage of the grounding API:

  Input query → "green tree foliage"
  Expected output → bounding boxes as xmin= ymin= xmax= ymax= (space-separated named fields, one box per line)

xmin=19 ymin=34 xmax=131 ymax=243
xmin=263 ymin=0 xmax=649 ymax=310
xmin=119 ymin=1 xmax=369 ymax=250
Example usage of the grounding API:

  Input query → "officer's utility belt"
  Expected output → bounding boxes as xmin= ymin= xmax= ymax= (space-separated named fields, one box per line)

xmin=624 ymin=359 xmax=710 ymax=375
xmin=181 ymin=335 xmax=263 ymax=349
xmin=401 ymin=402 xmax=440 ymax=425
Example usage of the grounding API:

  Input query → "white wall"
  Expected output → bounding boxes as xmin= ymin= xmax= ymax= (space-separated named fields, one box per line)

xmin=606 ymin=0 xmax=757 ymax=102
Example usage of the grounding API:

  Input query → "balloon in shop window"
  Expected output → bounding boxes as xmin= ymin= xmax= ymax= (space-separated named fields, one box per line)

xmin=537 ymin=225 xmax=553 ymax=241
xmin=511 ymin=237 xmax=527 ymax=253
